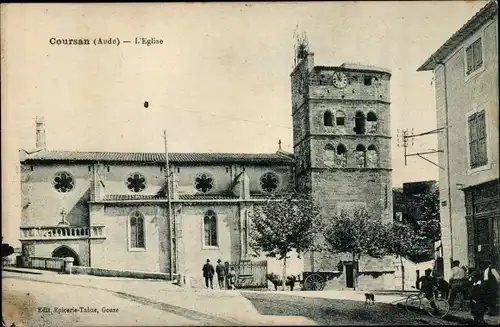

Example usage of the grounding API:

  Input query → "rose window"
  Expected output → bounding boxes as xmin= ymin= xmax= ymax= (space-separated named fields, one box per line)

xmin=53 ymin=171 xmax=74 ymax=193
xmin=126 ymin=172 xmax=147 ymax=193
xmin=195 ymin=173 xmax=214 ymax=193
xmin=260 ymin=172 xmax=279 ymax=193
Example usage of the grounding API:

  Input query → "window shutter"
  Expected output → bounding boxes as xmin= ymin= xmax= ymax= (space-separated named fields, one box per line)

xmin=466 ymin=45 xmax=473 ymax=74
xmin=468 ymin=113 xmax=478 ymax=168
xmin=473 ymin=38 xmax=483 ymax=69
xmin=477 ymin=111 xmax=487 ymax=165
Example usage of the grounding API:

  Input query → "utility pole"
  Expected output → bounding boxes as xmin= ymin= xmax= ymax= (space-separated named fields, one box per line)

xmin=164 ymin=130 xmax=175 ymax=280
xmin=396 ymin=127 xmax=446 ymax=169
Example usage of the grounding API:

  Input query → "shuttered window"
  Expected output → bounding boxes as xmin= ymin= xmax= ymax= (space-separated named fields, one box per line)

xmin=466 ymin=38 xmax=483 ymax=75
xmin=468 ymin=110 xmax=488 ymax=169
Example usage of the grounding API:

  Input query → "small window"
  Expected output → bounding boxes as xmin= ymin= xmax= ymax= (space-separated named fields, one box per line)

xmin=107 ymin=166 xmax=110 ymax=173
xmin=336 ymin=144 xmax=347 ymax=167
xmin=126 ymin=172 xmax=147 ymax=193
xmin=324 ymin=144 xmax=335 ymax=165
xmin=355 ymin=144 xmax=366 ymax=168
xmin=203 ymin=210 xmax=218 ymax=247
xmin=367 ymin=111 xmax=377 ymax=122
xmin=195 ymin=172 xmax=214 ymax=193
xmin=324 ymin=111 xmax=333 ymax=127
xmin=336 ymin=111 xmax=345 ymax=126
xmin=129 ymin=211 xmax=145 ymax=249
xmin=466 ymin=38 xmax=483 ymax=75
xmin=354 ymin=111 xmax=366 ymax=135
xmin=53 ymin=171 xmax=75 ymax=193
xmin=364 ymin=77 xmax=372 ymax=86
xmin=260 ymin=172 xmax=280 ymax=193
xmin=367 ymin=145 xmax=378 ymax=168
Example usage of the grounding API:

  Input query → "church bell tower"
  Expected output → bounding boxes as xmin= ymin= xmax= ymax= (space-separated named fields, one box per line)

xmin=291 ymin=38 xmax=393 ymax=274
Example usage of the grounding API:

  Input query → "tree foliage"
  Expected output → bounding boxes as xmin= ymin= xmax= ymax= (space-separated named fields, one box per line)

xmin=249 ymin=191 xmax=323 ymax=291
xmin=385 ymin=222 xmax=427 ymax=258
xmin=323 ymin=208 xmax=390 ymax=259
xmin=322 ymin=208 xmax=391 ymax=290
xmin=416 ymin=189 xmax=441 ymax=242
xmin=249 ymin=191 xmax=323 ymax=260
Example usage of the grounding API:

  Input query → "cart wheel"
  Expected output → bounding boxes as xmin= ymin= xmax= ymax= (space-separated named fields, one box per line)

xmin=304 ymin=273 xmax=325 ymax=291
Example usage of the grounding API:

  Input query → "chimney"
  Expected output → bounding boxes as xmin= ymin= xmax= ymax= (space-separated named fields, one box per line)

xmin=35 ymin=116 xmax=46 ymax=149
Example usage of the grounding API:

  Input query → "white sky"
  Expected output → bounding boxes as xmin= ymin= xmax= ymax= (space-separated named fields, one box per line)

xmin=1 ymin=1 xmax=488 ymax=246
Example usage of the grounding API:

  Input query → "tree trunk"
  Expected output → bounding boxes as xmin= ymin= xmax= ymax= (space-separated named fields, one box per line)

xmin=352 ymin=252 xmax=357 ymax=291
xmin=400 ymin=255 xmax=405 ymax=291
xmin=282 ymin=255 xmax=287 ymax=291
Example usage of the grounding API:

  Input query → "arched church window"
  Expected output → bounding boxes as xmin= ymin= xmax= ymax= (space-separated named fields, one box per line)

xmin=324 ymin=111 xmax=334 ymax=127
xmin=203 ymin=210 xmax=218 ymax=247
xmin=324 ymin=144 xmax=335 ymax=167
xmin=354 ymin=111 xmax=366 ymax=135
xmin=336 ymin=111 xmax=345 ymax=126
xmin=195 ymin=172 xmax=214 ymax=193
xmin=53 ymin=171 xmax=75 ymax=193
xmin=129 ymin=211 xmax=145 ymax=249
xmin=367 ymin=145 xmax=379 ymax=168
xmin=260 ymin=172 xmax=280 ymax=193
xmin=367 ymin=111 xmax=378 ymax=133
xmin=336 ymin=144 xmax=347 ymax=167
xmin=126 ymin=172 xmax=147 ymax=193
xmin=355 ymin=144 xmax=367 ymax=168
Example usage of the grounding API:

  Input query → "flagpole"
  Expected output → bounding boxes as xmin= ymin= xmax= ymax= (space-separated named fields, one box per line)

xmin=164 ymin=130 xmax=174 ymax=281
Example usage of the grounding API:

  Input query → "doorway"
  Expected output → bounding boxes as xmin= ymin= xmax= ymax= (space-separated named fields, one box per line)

xmin=52 ymin=245 xmax=80 ymax=266
xmin=345 ymin=263 xmax=354 ymax=288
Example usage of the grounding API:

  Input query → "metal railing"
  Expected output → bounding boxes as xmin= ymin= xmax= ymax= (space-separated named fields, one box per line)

xmin=26 ymin=256 xmax=65 ymax=272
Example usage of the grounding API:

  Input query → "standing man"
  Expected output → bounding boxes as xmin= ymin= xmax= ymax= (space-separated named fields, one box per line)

xmin=448 ymin=260 xmax=466 ymax=307
xmin=215 ymin=259 xmax=226 ymax=289
xmin=202 ymin=259 xmax=215 ymax=289
xmin=481 ymin=260 xmax=500 ymax=316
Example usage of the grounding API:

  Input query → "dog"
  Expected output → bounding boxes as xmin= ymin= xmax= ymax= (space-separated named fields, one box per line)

xmin=364 ymin=293 xmax=375 ymax=304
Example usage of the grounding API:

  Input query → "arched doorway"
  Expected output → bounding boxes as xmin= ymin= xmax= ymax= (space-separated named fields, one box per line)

xmin=52 ymin=246 xmax=80 ymax=266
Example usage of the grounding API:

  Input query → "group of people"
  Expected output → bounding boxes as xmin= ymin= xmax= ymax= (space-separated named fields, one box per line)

xmin=202 ymin=259 xmax=237 ymax=290
xmin=416 ymin=260 xmax=499 ymax=324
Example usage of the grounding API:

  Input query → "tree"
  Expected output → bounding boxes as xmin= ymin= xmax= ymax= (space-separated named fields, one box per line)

xmin=249 ymin=191 xmax=323 ymax=291
xmin=385 ymin=222 xmax=434 ymax=291
xmin=323 ymin=208 xmax=390 ymax=290
xmin=416 ymin=189 xmax=441 ymax=241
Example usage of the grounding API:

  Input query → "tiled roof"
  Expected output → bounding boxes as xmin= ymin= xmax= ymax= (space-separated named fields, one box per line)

xmin=418 ymin=1 xmax=498 ymax=71
xmin=102 ymin=194 xmax=167 ymax=201
xmin=178 ymin=194 xmax=239 ymax=200
xmin=98 ymin=193 xmax=276 ymax=202
xmin=21 ymin=150 xmax=295 ymax=165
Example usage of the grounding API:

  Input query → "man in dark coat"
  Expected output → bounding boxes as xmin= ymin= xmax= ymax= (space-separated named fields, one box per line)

xmin=215 ymin=259 xmax=226 ymax=289
xmin=202 ymin=259 xmax=215 ymax=289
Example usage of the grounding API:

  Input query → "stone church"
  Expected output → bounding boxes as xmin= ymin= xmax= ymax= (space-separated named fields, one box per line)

xmin=19 ymin=47 xmax=397 ymax=290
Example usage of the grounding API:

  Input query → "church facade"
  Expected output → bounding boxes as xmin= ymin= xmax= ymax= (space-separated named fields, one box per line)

xmin=19 ymin=48 xmax=396 ymax=289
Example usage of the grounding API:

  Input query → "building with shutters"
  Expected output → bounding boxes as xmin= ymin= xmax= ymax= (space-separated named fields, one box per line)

xmin=417 ymin=0 xmax=499 ymax=280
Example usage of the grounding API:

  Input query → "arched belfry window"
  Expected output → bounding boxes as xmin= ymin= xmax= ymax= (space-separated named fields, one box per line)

xmin=129 ymin=211 xmax=145 ymax=249
xmin=354 ymin=111 xmax=366 ymax=135
xmin=203 ymin=210 xmax=218 ymax=247
xmin=367 ymin=145 xmax=379 ymax=168
xmin=355 ymin=144 xmax=367 ymax=168
xmin=367 ymin=111 xmax=378 ymax=133
xmin=336 ymin=144 xmax=347 ymax=167
xmin=336 ymin=111 xmax=345 ymax=126
xmin=324 ymin=144 xmax=335 ymax=166
xmin=324 ymin=111 xmax=334 ymax=127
